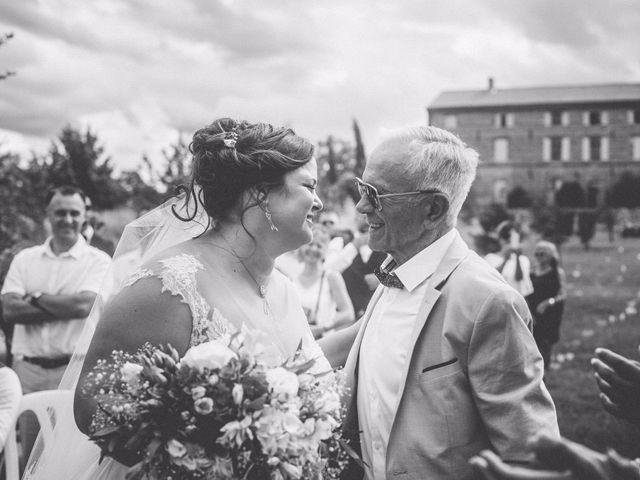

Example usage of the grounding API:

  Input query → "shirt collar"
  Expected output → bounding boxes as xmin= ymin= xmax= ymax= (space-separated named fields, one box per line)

xmin=389 ymin=228 xmax=458 ymax=292
xmin=43 ymin=235 xmax=88 ymax=259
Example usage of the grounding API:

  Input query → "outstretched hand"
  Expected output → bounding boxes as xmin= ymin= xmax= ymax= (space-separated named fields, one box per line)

xmin=470 ymin=434 xmax=640 ymax=480
xmin=591 ymin=348 xmax=640 ymax=428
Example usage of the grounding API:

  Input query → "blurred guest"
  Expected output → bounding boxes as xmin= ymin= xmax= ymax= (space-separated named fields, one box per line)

xmin=80 ymin=196 xmax=95 ymax=243
xmin=472 ymin=434 xmax=640 ymax=480
xmin=319 ymin=210 xmax=349 ymax=260
xmin=89 ymin=220 xmax=116 ymax=257
xmin=485 ymin=221 xmax=534 ymax=297
xmin=0 ymin=361 xmax=21 ymax=450
xmin=293 ymin=226 xmax=354 ymax=339
xmin=340 ymin=216 xmax=386 ymax=317
xmin=527 ymin=241 xmax=566 ymax=368
xmin=472 ymin=347 xmax=640 ymax=480
xmin=319 ymin=210 xmax=340 ymax=231
xmin=592 ymin=347 xmax=640 ymax=428
xmin=0 ymin=185 xmax=111 ymax=467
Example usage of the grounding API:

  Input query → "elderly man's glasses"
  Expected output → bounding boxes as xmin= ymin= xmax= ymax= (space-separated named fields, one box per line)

xmin=355 ymin=177 xmax=444 ymax=211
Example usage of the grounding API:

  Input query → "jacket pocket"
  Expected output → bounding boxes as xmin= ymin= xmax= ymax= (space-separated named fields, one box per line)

xmin=417 ymin=358 xmax=460 ymax=383
xmin=422 ymin=357 xmax=458 ymax=373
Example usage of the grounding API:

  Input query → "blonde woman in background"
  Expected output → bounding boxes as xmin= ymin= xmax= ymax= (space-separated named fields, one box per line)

xmin=294 ymin=225 xmax=355 ymax=338
xmin=527 ymin=240 xmax=566 ymax=369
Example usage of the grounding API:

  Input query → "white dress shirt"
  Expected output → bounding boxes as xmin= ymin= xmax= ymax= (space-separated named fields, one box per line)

xmin=1 ymin=236 xmax=111 ymax=357
xmin=357 ymin=228 xmax=457 ymax=480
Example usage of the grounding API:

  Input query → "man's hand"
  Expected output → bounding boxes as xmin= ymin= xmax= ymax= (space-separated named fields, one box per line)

xmin=592 ymin=348 xmax=640 ymax=427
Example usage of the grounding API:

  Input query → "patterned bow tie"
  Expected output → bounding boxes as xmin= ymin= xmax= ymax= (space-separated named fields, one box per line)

xmin=374 ymin=267 xmax=404 ymax=289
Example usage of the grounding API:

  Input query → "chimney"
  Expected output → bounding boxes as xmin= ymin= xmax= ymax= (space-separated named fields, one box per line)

xmin=488 ymin=77 xmax=495 ymax=93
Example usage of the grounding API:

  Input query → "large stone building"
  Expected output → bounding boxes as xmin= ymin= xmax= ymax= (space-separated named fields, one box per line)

xmin=427 ymin=80 xmax=640 ymax=207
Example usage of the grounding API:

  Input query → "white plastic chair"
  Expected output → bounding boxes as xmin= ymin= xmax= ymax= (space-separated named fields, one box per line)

xmin=3 ymin=390 xmax=73 ymax=480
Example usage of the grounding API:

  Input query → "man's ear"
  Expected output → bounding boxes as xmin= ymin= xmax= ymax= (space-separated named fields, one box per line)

xmin=426 ymin=193 xmax=450 ymax=223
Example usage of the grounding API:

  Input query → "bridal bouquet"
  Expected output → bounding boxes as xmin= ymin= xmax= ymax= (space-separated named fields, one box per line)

xmin=82 ymin=332 xmax=348 ymax=480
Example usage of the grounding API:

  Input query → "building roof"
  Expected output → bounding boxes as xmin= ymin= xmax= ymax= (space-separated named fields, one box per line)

xmin=429 ymin=82 xmax=640 ymax=110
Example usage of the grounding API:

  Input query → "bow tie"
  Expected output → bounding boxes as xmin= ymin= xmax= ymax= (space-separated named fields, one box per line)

xmin=374 ymin=267 xmax=404 ymax=289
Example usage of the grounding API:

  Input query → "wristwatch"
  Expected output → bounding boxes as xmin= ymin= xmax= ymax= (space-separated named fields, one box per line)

xmin=29 ymin=291 xmax=44 ymax=306
xmin=548 ymin=297 xmax=556 ymax=306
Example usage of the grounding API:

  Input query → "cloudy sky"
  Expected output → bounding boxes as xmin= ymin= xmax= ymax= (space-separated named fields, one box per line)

xmin=1 ymin=0 xmax=639 ymax=171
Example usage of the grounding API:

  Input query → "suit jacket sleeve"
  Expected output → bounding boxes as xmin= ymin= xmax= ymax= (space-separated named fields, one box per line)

xmin=466 ymin=289 xmax=559 ymax=461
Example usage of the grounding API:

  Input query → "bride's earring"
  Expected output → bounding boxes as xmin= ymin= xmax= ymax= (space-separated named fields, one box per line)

xmin=264 ymin=208 xmax=278 ymax=232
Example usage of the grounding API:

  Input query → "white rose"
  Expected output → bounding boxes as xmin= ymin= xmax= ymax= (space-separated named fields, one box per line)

xmin=266 ymin=367 xmax=299 ymax=398
xmin=282 ymin=411 xmax=304 ymax=436
xmin=191 ymin=386 xmax=206 ymax=400
xmin=166 ymin=439 xmax=187 ymax=458
xmin=194 ymin=397 xmax=214 ymax=415
xmin=314 ymin=391 xmax=341 ymax=414
xmin=181 ymin=340 xmax=237 ymax=371
xmin=120 ymin=362 xmax=143 ymax=386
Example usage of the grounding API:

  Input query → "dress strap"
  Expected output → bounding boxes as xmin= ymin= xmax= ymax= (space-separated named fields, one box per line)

xmin=124 ymin=254 xmax=231 ymax=346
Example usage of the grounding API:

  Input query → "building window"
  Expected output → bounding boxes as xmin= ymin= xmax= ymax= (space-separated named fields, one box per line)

xmin=629 ymin=109 xmax=640 ymax=125
xmin=545 ymin=111 xmax=569 ymax=127
xmin=551 ymin=137 xmax=562 ymax=160
xmin=582 ymin=136 xmax=609 ymax=161
xmin=543 ymin=137 xmax=570 ymax=161
xmin=495 ymin=113 xmax=514 ymax=128
xmin=493 ymin=138 xmax=509 ymax=162
xmin=583 ymin=110 xmax=608 ymax=126
xmin=444 ymin=115 xmax=457 ymax=129
xmin=632 ymin=137 xmax=640 ymax=160
xmin=493 ymin=180 xmax=507 ymax=204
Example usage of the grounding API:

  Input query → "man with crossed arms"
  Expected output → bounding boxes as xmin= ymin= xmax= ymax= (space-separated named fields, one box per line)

xmin=1 ymin=185 xmax=110 ymax=467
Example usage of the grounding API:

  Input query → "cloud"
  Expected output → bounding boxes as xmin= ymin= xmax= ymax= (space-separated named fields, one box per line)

xmin=0 ymin=0 xmax=638 ymax=169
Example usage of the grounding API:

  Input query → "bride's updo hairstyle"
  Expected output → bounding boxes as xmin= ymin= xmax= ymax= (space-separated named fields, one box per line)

xmin=174 ymin=117 xmax=314 ymax=229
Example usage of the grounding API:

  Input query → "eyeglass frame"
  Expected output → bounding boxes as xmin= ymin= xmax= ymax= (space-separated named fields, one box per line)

xmin=355 ymin=177 xmax=446 ymax=211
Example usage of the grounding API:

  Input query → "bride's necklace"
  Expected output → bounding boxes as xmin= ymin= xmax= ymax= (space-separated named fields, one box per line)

xmin=238 ymin=257 xmax=271 ymax=315
xmin=218 ymin=235 xmax=271 ymax=315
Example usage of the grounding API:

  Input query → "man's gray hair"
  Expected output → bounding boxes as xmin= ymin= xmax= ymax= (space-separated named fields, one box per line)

xmin=386 ymin=126 xmax=478 ymax=226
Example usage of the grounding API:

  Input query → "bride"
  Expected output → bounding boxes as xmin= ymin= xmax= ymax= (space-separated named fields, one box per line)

xmin=23 ymin=118 xmax=334 ymax=479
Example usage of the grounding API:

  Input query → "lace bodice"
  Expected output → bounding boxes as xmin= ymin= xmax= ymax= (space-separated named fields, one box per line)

xmin=123 ymin=253 xmax=232 ymax=347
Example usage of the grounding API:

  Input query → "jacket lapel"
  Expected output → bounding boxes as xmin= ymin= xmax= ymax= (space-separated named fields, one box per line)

xmin=390 ymin=234 xmax=470 ymax=417
xmin=343 ymin=286 xmax=385 ymax=393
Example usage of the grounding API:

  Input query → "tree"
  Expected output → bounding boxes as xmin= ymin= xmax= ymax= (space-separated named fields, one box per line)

xmin=353 ymin=118 xmax=366 ymax=178
xmin=315 ymin=136 xmax=356 ymax=210
xmin=47 ymin=126 xmax=128 ymax=209
xmin=158 ymin=136 xmax=190 ymax=196
xmin=554 ymin=181 xmax=585 ymax=237
xmin=0 ymin=32 xmax=16 ymax=80
xmin=607 ymin=172 xmax=640 ymax=208
xmin=507 ymin=186 xmax=533 ymax=208
xmin=0 ymin=153 xmax=47 ymax=251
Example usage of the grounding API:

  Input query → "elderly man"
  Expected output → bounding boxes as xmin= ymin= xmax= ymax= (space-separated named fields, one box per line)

xmin=1 ymin=185 xmax=110 ymax=466
xmin=324 ymin=126 xmax=559 ymax=480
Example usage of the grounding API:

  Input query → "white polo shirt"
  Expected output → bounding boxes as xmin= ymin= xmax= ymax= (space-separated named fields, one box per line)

xmin=1 ymin=236 xmax=111 ymax=357
xmin=357 ymin=228 xmax=457 ymax=480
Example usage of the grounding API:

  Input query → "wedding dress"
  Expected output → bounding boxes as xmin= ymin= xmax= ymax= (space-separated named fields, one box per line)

xmin=23 ymin=196 xmax=329 ymax=480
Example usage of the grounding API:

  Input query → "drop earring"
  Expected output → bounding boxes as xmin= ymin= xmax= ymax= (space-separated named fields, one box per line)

xmin=264 ymin=209 xmax=278 ymax=232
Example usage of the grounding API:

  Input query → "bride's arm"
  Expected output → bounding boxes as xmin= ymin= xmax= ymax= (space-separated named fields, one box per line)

xmin=318 ymin=317 xmax=362 ymax=369
xmin=73 ymin=278 xmax=192 ymax=464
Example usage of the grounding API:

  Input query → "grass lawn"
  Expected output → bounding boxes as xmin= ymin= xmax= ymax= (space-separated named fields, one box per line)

xmin=534 ymin=230 xmax=640 ymax=459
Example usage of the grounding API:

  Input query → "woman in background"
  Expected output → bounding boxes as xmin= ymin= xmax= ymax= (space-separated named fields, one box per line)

xmin=294 ymin=226 xmax=354 ymax=339
xmin=485 ymin=221 xmax=534 ymax=297
xmin=527 ymin=240 xmax=566 ymax=369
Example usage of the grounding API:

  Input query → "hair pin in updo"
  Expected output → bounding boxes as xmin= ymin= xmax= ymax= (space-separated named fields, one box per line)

xmin=223 ymin=131 xmax=238 ymax=148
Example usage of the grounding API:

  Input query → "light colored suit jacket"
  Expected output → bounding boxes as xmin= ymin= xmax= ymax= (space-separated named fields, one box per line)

xmin=342 ymin=234 xmax=559 ymax=480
